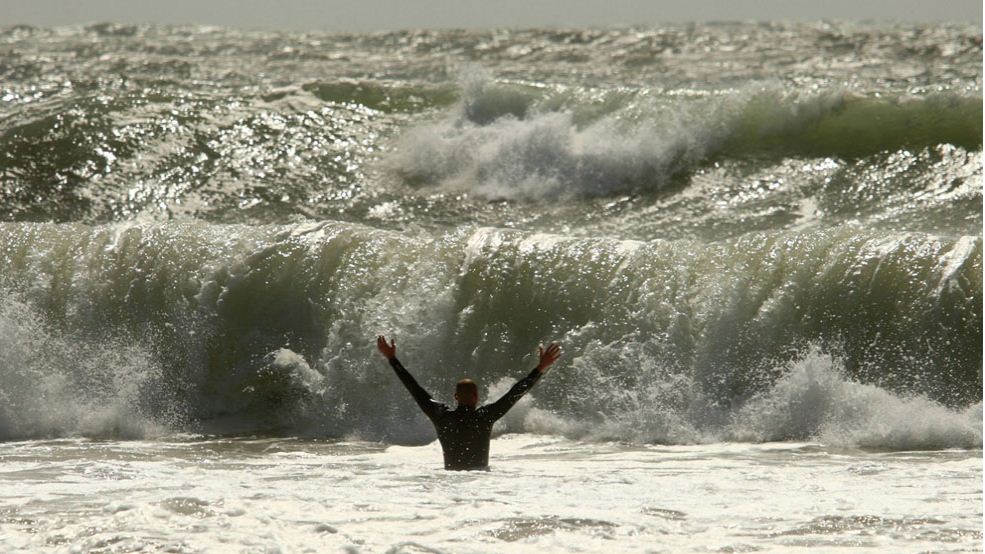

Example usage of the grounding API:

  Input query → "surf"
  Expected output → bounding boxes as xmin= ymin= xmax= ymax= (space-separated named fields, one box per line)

xmin=0 ymin=221 xmax=978 ymax=446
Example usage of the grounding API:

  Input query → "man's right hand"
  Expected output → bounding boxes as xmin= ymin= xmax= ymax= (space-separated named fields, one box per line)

xmin=536 ymin=342 xmax=562 ymax=373
xmin=376 ymin=335 xmax=397 ymax=360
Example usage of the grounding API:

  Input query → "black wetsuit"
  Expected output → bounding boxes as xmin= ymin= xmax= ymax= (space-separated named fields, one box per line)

xmin=389 ymin=358 xmax=542 ymax=470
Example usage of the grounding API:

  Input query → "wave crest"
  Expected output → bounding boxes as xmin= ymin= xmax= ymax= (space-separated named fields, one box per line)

xmin=390 ymin=78 xmax=982 ymax=198
xmin=0 ymin=222 xmax=978 ymax=448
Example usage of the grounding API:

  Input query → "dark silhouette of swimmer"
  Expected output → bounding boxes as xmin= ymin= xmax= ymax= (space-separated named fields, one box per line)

xmin=376 ymin=335 xmax=561 ymax=470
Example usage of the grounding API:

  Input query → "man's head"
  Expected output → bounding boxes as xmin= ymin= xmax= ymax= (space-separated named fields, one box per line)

xmin=455 ymin=379 xmax=479 ymax=408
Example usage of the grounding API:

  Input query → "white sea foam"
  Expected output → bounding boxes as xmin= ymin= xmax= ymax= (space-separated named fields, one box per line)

xmin=729 ymin=349 xmax=983 ymax=450
xmin=486 ymin=347 xmax=982 ymax=451
xmin=0 ymin=297 xmax=172 ymax=440
xmin=390 ymin=75 xmax=982 ymax=199
xmin=265 ymin=348 xmax=324 ymax=393
xmin=390 ymin=86 xmax=720 ymax=198
xmin=0 ymin=436 xmax=979 ymax=553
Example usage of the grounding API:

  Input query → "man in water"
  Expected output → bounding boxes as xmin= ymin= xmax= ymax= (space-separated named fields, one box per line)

xmin=376 ymin=335 xmax=561 ymax=470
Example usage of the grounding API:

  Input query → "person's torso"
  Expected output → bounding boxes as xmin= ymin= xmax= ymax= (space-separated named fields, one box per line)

xmin=433 ymin=407 xmax=496 ymax=470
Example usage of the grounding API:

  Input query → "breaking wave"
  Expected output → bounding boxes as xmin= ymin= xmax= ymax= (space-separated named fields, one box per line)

xmin=0 ymin=221 xmax=979 ymax=448
xmin=391 ymin=77 xmax=982 ymax=198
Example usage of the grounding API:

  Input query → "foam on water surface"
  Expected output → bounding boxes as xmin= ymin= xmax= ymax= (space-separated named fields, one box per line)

xmin=0 ymin=436 xmax=979 ymax=553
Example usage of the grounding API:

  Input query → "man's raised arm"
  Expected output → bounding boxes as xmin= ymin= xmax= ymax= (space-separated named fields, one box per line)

xmin=377 ymin=335 xmax=442 ymax=421
xmin=485 ymin=342 xmax=561 ymax=421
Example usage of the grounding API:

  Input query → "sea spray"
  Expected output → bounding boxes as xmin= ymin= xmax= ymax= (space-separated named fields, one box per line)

xmin=729 ymin=348 xmax=983 ymax=449
xmin=0 ymin=296 xmax=174 ymax=440
xmin=1 ymin=221 xmax=978 ymax=445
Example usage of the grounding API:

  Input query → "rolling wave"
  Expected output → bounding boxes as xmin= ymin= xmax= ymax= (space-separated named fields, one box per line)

xmin=0 ymin=221 xmax=979 ymax=446
xmin=391 ymin=79 xmax=982 ymax=198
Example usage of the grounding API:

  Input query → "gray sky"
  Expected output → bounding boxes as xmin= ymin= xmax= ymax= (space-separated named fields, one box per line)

xmin=1 ymin=0 xmax=981 ymax=31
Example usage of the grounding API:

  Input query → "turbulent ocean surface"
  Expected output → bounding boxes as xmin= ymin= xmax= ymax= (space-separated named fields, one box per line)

xmin=0 ymin=22 xmax=982 ymax=552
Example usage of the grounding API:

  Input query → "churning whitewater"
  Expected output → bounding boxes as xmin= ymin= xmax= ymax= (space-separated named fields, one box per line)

xmin=0 ymin=20 xmax=981 ymax=553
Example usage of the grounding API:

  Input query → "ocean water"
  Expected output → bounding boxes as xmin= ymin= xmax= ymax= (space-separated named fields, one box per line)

xmin=0 ymin=21 xmax=981 ymax=552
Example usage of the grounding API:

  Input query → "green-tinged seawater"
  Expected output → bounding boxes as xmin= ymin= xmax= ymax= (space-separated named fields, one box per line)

xmin=0 ymin=20 xmax=981 ymax=552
